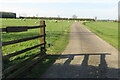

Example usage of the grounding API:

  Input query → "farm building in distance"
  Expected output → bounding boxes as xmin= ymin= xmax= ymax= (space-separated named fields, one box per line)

xmin=0 ymin=12 xmax=16 ymax=18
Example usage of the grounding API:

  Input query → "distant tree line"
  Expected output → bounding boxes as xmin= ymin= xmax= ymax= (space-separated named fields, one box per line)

xmin=0 ymin=12 xmax=95 ymax=21
xmin=21 ymin=17 xmax=95 ymax=21
xmin=0 ymin=12 xmax=16 ymax=18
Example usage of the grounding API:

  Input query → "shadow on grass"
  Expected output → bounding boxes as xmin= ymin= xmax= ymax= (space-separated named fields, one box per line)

xmin=2 ymin=30 xmax=69 ymax=78
xmin=20 ymin=54 xmax=60 ymax=78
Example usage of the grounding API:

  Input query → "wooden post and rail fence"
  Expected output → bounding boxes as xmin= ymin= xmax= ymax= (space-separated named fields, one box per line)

xmin=1 ymin=20 xmax=46 ymax=78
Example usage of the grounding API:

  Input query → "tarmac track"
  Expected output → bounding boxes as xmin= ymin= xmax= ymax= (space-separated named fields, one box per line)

xmin=41 ymin=22 xmax=119 ymax=78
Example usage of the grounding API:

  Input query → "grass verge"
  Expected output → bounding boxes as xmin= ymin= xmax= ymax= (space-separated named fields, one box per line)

xmin=83 ymin=21 xmax=118 ymax=49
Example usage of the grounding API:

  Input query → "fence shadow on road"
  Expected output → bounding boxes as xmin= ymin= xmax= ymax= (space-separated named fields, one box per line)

xmin=44 ymin=53 xmax=120 ymax=78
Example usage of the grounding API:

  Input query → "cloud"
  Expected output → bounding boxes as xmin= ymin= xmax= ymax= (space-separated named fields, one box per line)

xmin=1 ymin=4 xmax=117 ymax=19
xmin=0 ymin=5 xmax=65 ymax=17
xmin=0 ymin=0 xmax=118 ymax=19
xmin=0 ymin=0 xmax=119 ymax=4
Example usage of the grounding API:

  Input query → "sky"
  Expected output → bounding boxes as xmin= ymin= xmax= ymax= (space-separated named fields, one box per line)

xmin=0 ymin=0 xmax=119 ymax=20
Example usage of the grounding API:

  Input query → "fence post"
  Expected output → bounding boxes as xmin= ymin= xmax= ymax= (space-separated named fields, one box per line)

xmin=40 ymin=20 xmax=46 ymax=54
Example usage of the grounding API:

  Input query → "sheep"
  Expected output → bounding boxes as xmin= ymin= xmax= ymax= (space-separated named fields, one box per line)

xmin=35 ymin=22 xmax=38 ymax=23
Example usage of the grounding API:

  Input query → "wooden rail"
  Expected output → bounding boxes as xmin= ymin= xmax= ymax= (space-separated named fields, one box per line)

xmin=1 ymin=25 xmax=46 ymax=32
xmin=3 ymin=42 xmax=46 ymax=58
xmin=2 ymin=35 xmax=46 ymax=46
xmin=2 ymin=20 xmax=47 ymax=78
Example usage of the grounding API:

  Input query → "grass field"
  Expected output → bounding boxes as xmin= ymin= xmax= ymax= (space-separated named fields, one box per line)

xmin=83 ymin=21 xmax=118 ymax=49
xmin=2 ymin=19 xmax=73 ymax=55
xmin=1 ymin=19 xmax=73 ymax=77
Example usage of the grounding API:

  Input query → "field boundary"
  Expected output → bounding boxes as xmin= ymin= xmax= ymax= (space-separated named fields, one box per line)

xmin=2 ymin=20 xmax=47 ymax=78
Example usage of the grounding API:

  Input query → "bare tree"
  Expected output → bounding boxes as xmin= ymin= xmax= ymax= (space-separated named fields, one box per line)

xmin=72 ymin=14 xmax=77 ymax=19
xmin=95 ymin=17 xmax=97 ymax=21
xmin=57 ymin=15 xmax=60 ymax=18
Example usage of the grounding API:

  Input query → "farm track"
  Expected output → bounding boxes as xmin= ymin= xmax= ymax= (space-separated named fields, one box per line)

xmin=41 ymin=22 xmax=119 ymax=78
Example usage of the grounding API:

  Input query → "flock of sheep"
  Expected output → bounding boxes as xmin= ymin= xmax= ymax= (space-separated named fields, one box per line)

xmin=18 ymin=18 xmax=80 ymax=24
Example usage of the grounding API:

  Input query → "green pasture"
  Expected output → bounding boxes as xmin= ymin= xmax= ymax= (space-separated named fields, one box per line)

xmin=83 ymin=21 xmax=118 ymax=49
xmin=1 ymin=19 xmax=73 ymax=69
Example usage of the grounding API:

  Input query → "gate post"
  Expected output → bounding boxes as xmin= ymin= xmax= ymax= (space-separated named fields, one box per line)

xmin=40 ymin=20 xmax=46 ymax=54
